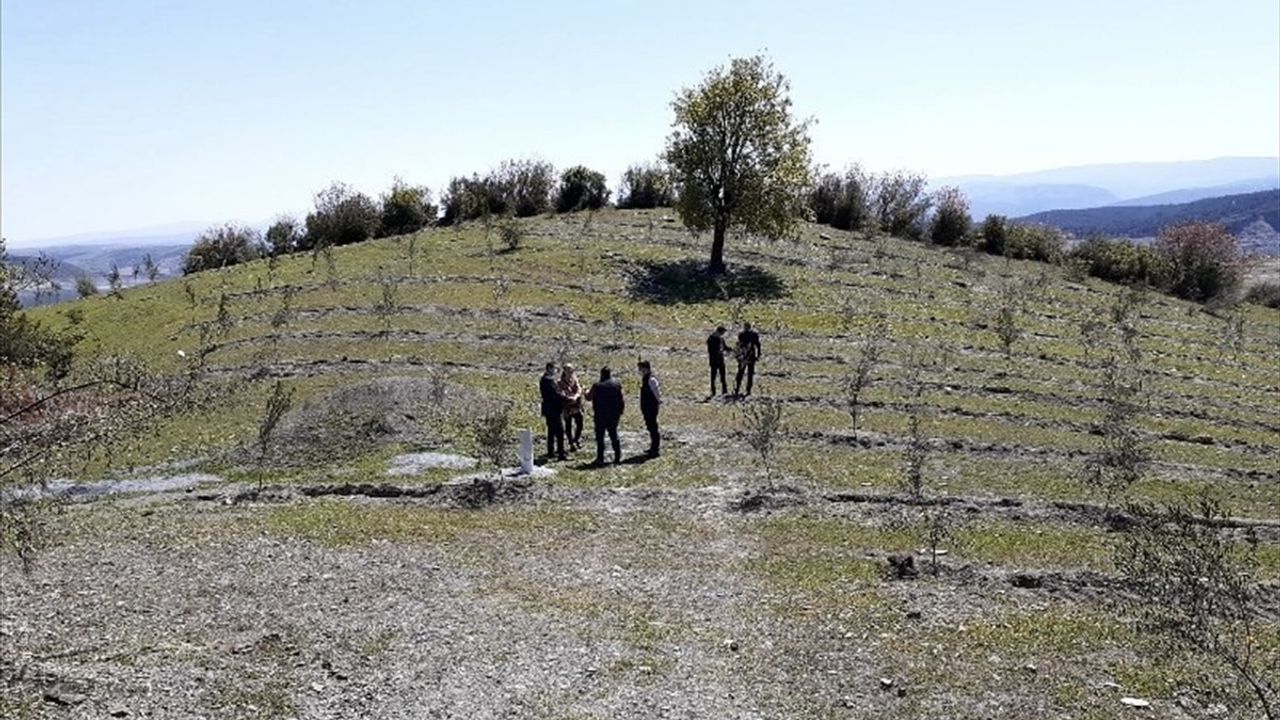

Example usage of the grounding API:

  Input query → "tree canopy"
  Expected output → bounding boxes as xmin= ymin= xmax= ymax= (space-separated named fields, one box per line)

xmin=665 ymin=55 xmax=812 ymax=274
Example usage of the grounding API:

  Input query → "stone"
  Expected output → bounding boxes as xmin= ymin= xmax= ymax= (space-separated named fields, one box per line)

xmin=518 ymin=429 xmax=534 ymax=474
xmin=1010 ymin=572 xmax=1043 ymax=589
xmin=879 ymin=677 xmax=894 ymax=690
xmin=887 ymin=554 xmax=918 ymax=579
xmin=1120 ymin=697 xmax=1150 ymax=708
xmin=43 ymin=683 xmax=87 ymax=706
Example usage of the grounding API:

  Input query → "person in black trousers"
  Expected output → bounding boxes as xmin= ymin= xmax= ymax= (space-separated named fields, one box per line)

xmin=706 ymin=326 xmax=730 ymax=397
xmin=585 ymin=366 xmax=624 ymax=466
xmin=638 ymin=360 xmax=662 ymax=457
xmin=734 ymin=322 xmax=763 ymax=397
xmin=539 ymin=362 xmax=566 ymax=461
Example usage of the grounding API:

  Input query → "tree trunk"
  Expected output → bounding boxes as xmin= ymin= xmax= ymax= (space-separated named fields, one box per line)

xmin=709 ymin=220 xmax=727 ymax=274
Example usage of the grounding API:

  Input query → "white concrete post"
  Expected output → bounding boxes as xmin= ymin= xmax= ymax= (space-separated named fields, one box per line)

xmin=518 ymin=429 xmax=534 ymax=475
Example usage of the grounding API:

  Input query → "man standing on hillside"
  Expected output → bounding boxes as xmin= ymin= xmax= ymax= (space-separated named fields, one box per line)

xmin=638 ymin=360 xmax=662 ymax=457
xmin=585 ymin=366 xmax=624 ymax=466
xmin=706 ymin=326 xmax=730 ymax=397
xmin=734 ymin=322 xmax=763 ymax=397
xmin=539 ymin=362 xmax=567 ymax=461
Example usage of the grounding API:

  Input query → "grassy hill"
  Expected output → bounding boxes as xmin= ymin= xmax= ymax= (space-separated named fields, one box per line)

xmin=6 ymin=209 xmax=1279 ymax=718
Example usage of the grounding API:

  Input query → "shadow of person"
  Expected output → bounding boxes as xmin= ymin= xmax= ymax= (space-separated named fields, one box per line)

xmin=620 ymin=454 xmax=653 ymax=466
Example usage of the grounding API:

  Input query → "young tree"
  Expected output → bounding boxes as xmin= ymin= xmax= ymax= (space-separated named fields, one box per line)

xmin=1116 ymin=494 xmax=1276 ymax=718
xmin=616 ymin=162 xmax=675 ymax=209
xmin=666 ymin=54 xmax=813 ymax=274
xmin=929 ymin=186 xmax=972 ymax=246
xmin=845 ymin=317 xmax=887 ymax=440
xmin=106 ymin=263 xmax=125 ymax=298
xmin=141 ymin=253 xmax=161 ymax=282
xmin=265 ymin=215 xmax=303 ymax=256
xmin=379 ymin=177 xmax=435 ymax=237
xmin=1156 ymin=222 xmax=1243 ymax=303
xmin=872 ymin=170 xmax=933 ymax=239
xmin=256 ymin=380 xmax=295 ymax=491
xmin=75 ymin=276 xmax=99 ymax=298
xmin=302 ymin=182 xmax=380 ymax=250
xmin=555 ymin=166 xmax=609 ymax=213
xmin=183 ymin=224 xmax=263 ymax=274
xmin=739 ymin=398 xmax=785 ymax=489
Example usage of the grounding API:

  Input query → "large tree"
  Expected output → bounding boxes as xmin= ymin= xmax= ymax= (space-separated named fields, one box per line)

xmin=665 ymin=55 xmax=812 ymax=274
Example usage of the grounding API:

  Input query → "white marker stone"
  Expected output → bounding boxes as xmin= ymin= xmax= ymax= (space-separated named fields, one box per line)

xmin=518 ymin=429 xmax=534 ymax=474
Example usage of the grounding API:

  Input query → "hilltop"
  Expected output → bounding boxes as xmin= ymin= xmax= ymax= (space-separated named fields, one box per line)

xmin=4 ymin=210 xmax=1278 ymax=718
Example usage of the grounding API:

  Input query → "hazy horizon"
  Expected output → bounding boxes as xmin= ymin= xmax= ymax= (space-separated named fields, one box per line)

xmin=3 ymin=0 xmax=1278 ymax=242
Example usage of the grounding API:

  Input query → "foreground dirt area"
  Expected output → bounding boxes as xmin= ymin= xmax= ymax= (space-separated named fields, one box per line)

xmin=4 ymin=472 xmax=1277 ymax=720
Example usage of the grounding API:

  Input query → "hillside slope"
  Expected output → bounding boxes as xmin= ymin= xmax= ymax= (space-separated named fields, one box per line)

xmin=8 ymin=210 xmax=1279 ymax=718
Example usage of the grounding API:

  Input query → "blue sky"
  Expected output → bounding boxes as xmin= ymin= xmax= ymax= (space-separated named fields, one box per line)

xmin=2 ymin=0 xmax=1277 ymax=241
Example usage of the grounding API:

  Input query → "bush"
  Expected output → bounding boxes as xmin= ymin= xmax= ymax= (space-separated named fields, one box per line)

xmin=555 ymin=166 xmax=609 ymax=213
xmin=929 ymin=186 xmax=971 ymax=246
xmin=1244 ymin=280 xmax=1280 ymax=309
xmin=440 ymin=159 xmax=555 ymax=224
xmin=75 ymin=276 xmax=98 ymax=298
xmin=980 ymin=216 xmax=1063 ymax=263
xmin=1069 ymin=236 xmax=1169 ymax=286
xmin=809 ymin=166 xmax=872 ymax=231
xmin=301 ymin=183 xmax=380 ymax=250
xmin=265 ymin=215 xmax=303 ymax=256
xmin=440 ymin=175 xmax=498 ymax=225
xmin=183 ymin=224 xmax=263 ymax=275
xmin=980 ymin=214 xmax=1009 ymax=255
xmin=872 ymin=170 xmax=932 ymax=238
xmin=1004 ymin=223 xmax=1065 ymax=263
xmin=498 ymin=159 xmax=556 ymax=217
xmin=617 ymin=162 xmax=675 ymax=209
xmin=379 ymin=178 xmax=435 ymax=237
xmin=1156 ymin=222 xmax=1243 ymax=303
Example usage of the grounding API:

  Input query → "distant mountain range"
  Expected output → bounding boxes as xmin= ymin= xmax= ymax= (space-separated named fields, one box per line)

xmin=1019 ymin=189 xmax=1280 ymax=256
xmin=12 ymin=242 xmax=190 ymax=307
xmin=938 ymin=156 xmax=1278 ymax=218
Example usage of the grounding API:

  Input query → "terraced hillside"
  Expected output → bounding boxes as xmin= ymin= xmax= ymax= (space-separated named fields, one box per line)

xmin=4 ymin=209 xmax=1278 ymax=719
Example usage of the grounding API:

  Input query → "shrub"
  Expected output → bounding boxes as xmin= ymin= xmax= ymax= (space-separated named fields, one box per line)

xmin=1244 ymin=280 xmax=1280 ymax=309
xmin=872 ymin=170 xmax=932 ymax=238
xmin=440 ymin=175 xmax=497 ymax=225
xmin=379 ymin=178 xmax=435 ymax=237
xmin=928 ymin=186 xmax=971 ymax=246
xmin=980 ymin=214 xmax=1009 ymax=255
xmin=265 ymin=215 xmax=303 ymax=256
xmin=498 ymin=159 xmax=556 ymax=217
xmin=74 ymin=276 xmax=98 ymax=298
xmin=617 ymin=162 xmax=675 ymax=209
xmin=1156 ymin=222 xmax=1243 ymax=302
xmin=555 ymin=166 xmax=609 ymax=213
xmin=809 ymin=165 xmax=872 ymax=231
xmin=183 ymin=224 xmax=263 ymax=274
xmin=301 ymin=182 xmax=380 ymax=250
xmin=440 ymin=159 xmax=556 ymax=224
xmin=999 ymin=223 xmax=1065 ymax=263
xmin=1069 ymin=236 xmax=1169 ymax=286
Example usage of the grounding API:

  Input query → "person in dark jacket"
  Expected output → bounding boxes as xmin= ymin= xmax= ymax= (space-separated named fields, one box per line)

xmin=706 ymin=326 xmax=730 ymax=397
xmin=734 ymin=322 xmax=763 ymax=397
xmin=585 ymin=366 xmax=624 ymax=466
xmin=638 ymin=360 xmax=662 ymax=457
xmin=539 ymin=362 xmax=566 ymax=461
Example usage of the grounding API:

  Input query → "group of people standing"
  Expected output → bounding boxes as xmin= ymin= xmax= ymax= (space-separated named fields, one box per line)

xmin=706 ymin=322 xmax=763 ymax=398
xmin=539 ymin=360 xmax=661 ymax=466
xmin=536 ymin=323 xmax=762 ymax=467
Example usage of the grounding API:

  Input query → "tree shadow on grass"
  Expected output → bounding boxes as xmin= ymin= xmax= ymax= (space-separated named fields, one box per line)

xmin=625 ymin=259 xmax=788 ymax=305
